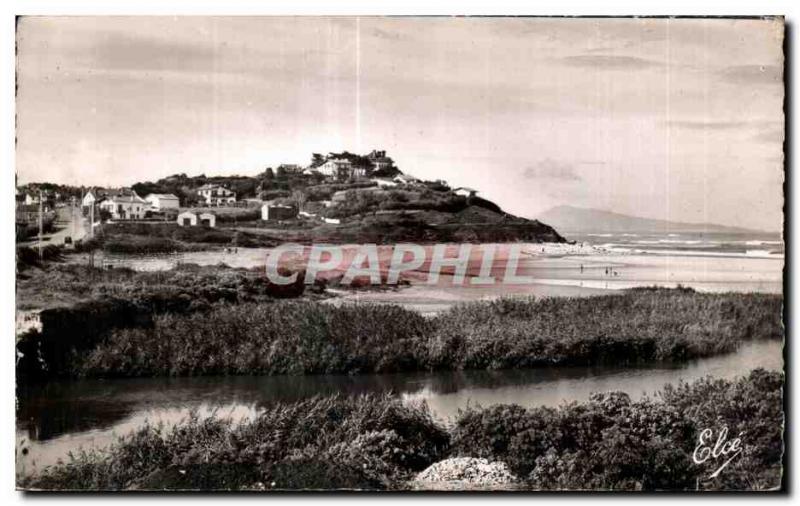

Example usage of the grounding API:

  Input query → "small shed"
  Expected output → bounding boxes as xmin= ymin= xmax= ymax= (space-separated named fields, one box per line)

xmin=261 ymin=203 xmax=297 ymax=221
xmin=199 ymin=212 xmax=217 ymax=227
xmin=177 ymin=211 xmax=197 ymax=226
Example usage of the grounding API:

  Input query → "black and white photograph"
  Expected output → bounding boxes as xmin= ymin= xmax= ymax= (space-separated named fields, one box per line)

xmin=12 ymin=13 xmax=787 ymax=492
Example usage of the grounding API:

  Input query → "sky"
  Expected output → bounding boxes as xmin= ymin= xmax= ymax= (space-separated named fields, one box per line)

xmin=16 ymin=16 xmax=784 ymax=231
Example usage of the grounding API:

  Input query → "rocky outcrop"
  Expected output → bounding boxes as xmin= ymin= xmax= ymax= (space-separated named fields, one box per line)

xmin=410 ymin=457 xmax=517 ymax=490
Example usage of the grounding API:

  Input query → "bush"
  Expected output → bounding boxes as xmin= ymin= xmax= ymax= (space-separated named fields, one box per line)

xmin=26 ymin=394 xmax=447 ymax=491
xmin=16 ymin=245 xmax=63 ymax=270
xmin=453 ymin=370 xmax=783 ymax=491
xmin=23 ymin=371 xmax=784 ymax=491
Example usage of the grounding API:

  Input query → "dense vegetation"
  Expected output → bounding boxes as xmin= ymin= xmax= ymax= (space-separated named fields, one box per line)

xmin=16 ymin=211 xmax=56 ymax=240
xmin=83 ymin=223 xmax=280 ymax=253
xmin=16 ymin=263 xmax=314 ymax=380
xmin=22 ymin=369 xmax=784 ymax=491
xmin=16 ymin=245 xmax=64 ymax=271
xmin=69 ymin=289 xmax=782 ymax=378
xmin=132 ymin=173 xmax=263 ymax=206
xmin=450 ymin=368 xmax=784 ymax=491
xmin=129 ymin=149 xmax=396 ymax=205
xmin=16 ymin=263 xmax=310 ymax=311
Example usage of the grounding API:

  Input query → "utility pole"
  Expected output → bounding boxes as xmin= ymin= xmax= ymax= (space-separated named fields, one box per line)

xmin=38 ymin=189 xmax=43 ymax=260
xmin=90 ymin=201 xmax=95 ymax=238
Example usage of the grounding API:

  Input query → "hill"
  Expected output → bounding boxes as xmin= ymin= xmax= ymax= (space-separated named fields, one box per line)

xmin=127 ymin=150 xmax=567 ymax=244
xmin=537 ymin=205 xmax=767 ymax=234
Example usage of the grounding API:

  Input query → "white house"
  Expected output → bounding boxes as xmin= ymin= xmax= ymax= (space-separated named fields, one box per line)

xmin=99 ymin=194 xmax=147 ymax=220
xmin=177 ymin=211 xmax=198 ymax=226
xmin=196 ymin=184 xmax=236 ymax=206
xmin=367 ymin=150 xmax=394 ymax=171
xmin=454 ymin=187 xmax=478 ymax=198
xmin=317 ymin=158 xmax=354 ymax=179
xmin=82 ymin=191 xmax=98 ymax=208
xmin=145 ymin=193 xmax=180 ymax=211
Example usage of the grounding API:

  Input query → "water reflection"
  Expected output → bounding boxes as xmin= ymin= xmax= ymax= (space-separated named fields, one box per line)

xmin=17 ymin=339 xmax=782 ymax=476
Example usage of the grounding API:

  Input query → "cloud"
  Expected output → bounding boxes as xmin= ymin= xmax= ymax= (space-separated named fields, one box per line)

xmin=370 ymin=27 xmax=405 ymax=41
xmin=665 ymin=120 xmax=745 ymax=130
xmin=718 ymin=64 xmax=783 ymax=85
xmin=753 ymin=128 xmax=785 ymax=143
xmin=559 ymin=54 xmax=662 ymax=70
xmin=664 ymin=119 xmax=784 ymax=136
xmin=522 ymin=159 xmax=582 ymax=181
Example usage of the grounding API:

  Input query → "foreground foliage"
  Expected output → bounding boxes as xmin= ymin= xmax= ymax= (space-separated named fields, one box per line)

xmin=23 ymin=370 xmax=784 ymax=491
xmin=451 ymin=368 xmax=784 ymax=490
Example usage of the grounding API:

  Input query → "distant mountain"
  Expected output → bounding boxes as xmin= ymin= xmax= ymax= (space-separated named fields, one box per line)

xmin=537 ymin=205 xmax=768 ymax=234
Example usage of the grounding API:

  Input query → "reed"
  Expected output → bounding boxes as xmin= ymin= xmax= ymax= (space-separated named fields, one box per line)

xmin=75 ymin=289 xmax=783 ymax=378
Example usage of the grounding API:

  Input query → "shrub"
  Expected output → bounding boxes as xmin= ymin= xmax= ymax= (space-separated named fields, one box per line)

xmin=23 ymin=371 xmax=784 ymax=491
xmin=25 ymin=394 xmax=446 ymax=490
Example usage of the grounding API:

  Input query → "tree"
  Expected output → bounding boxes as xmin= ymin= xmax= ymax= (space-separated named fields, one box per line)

xmin=276 ymin=166 xmax=287 ymax=179
xmin=264 ymin=168 xmax=275 ymax=180
xmin=311 ymin=153 xmax=325 ymax=167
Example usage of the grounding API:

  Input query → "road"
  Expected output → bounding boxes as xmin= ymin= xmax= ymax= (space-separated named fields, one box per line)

xmin=21 ymin=205 xmax=88 ymax=247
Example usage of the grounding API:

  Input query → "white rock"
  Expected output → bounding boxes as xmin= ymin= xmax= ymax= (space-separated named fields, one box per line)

xmin=414 ymin=457 xmax=517 ymax=486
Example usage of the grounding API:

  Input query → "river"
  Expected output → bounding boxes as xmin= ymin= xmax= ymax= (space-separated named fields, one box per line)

xmin=16 ymin=339 xmax=783 ymax=478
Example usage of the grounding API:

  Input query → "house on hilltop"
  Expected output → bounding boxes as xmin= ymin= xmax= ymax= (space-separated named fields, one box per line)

xmin=197 ymin=184 xmax=236 ymax=206
xmin=316 ymin=158 xmax=354 ymax=179
xmin=305 ymin=150 xmax=394 ymax=180
xmin=367 ymin=150 xmax=395 ymax=172
xmin=454 ymin=187 xmax=478 ymax=198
